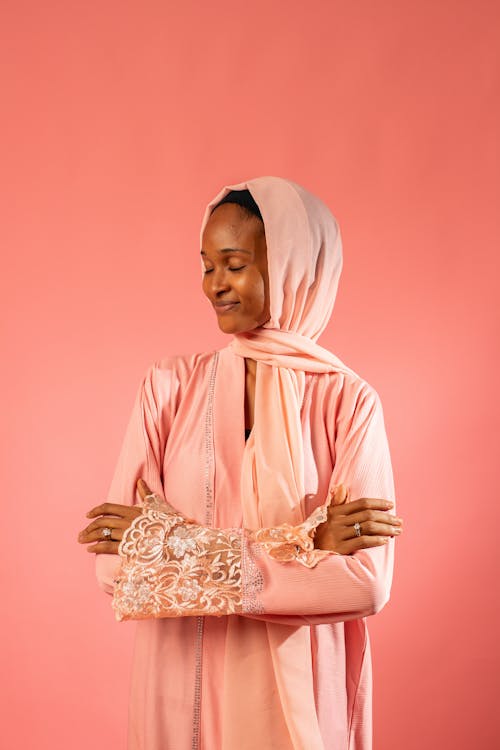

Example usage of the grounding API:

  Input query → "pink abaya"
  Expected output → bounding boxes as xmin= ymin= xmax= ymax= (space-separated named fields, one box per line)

xmin=94 ymin=176 xmax=396 ymax=750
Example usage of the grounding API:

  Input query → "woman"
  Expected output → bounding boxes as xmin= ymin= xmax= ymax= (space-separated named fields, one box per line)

xmin=77 ymin=176 xmax=402 ymax=750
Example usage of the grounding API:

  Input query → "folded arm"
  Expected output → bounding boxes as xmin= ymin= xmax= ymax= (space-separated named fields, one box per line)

xmin=111 ymin=491 xmax=336 ymax=621
xmin=111 ymin=385 xmax=396 ymax=625
xmin=96 ymin=363 xmax=396 ymax=625
xmin=245 ymin=386 xmax=397 ymax=626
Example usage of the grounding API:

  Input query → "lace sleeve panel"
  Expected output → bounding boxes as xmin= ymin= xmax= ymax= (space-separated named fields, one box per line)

xmin=111 ymin=495 xmax=244 ymax=621
xmin=111 ymin=494 xmax=337 ymax=622
xmin=248 ymin=498 xmax=341 ymax=568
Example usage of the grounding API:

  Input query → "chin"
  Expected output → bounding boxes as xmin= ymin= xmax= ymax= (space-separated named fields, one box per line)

xmin=217 ymin=322 xmax=244 ymax=335
xmin=216 ymin=316 xmax=254 ymax=335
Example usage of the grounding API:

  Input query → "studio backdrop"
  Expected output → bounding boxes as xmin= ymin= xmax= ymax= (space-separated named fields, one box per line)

xmin=1 ymin=1 xmax=498 ymax=749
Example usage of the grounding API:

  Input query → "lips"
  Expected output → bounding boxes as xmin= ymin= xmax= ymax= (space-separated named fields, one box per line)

xmin=214 ymin=301 xmax=240 ymax=313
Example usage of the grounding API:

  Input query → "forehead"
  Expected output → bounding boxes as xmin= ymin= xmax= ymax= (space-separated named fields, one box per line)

xmin=204 ymin=203 xmax=251 ymax=234
xmin=201 ymin=204 xmax=265 ymax=256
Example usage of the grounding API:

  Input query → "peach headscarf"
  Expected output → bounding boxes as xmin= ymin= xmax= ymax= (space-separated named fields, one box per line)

xmin=199 ymin=176 xmax=358 ymax=748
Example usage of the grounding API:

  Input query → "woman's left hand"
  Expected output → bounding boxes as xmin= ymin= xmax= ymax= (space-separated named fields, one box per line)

xmin=77 ymin=478 xmax=153 ymax=555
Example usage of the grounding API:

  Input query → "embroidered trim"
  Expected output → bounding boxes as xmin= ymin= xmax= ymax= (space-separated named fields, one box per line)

xmin=194 ymin=350 xmax=218 ymax=750
xmin=191 ymin=615 xmax=204 ymax=750
xmin=241 ymin=531 xmax=265 ymax=614
xmin=203 ymin=350 xmax=218 ymax=526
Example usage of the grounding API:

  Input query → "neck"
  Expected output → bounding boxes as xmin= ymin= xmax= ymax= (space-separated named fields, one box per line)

xmin=245 ymin=358 xmax=256 ymax=378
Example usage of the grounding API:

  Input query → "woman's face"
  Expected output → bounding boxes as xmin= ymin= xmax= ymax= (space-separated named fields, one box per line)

xmin=201 ymin=203 xmax=270 ymax=335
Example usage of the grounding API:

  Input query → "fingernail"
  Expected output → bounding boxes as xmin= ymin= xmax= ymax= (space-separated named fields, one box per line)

xmin=393 ymin=528 xmax=401 ymax=534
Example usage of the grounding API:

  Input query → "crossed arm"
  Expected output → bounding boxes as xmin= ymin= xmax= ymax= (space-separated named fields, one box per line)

xmin=77 ymin=365 xmax=401 ymax=624
xmin=78 ymin=478 xmax=402 ymax=623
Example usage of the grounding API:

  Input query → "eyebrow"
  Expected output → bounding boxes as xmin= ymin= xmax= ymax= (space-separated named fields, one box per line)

xmin=200 ymin=247 xmax=253 ymax=256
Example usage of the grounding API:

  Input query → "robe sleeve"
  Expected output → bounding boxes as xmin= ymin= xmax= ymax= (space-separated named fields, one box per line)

xmin=243 ymin=386 xmax=396 ymax=625
xmin=111 ymin=385 xmax=397 ymax=625
xmin=95 ymin=362 xmax=171 ymax=595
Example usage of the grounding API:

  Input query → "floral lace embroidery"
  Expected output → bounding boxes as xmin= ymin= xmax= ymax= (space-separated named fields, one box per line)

xmin=112 ymin=494 xmax=336 ymax=622
xmin=112 ymin=496 xmax=244 ymax=621
xmin=248 ymin=500 xmax=339 ymax=568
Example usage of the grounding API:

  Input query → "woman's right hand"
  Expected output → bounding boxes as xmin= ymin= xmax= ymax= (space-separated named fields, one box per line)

xmin=314 ymin=484 xmax=403 ymax=555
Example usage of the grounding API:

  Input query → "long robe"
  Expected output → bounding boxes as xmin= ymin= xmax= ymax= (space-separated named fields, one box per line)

xmin=95 ymin=343 xmax=396 ymax=750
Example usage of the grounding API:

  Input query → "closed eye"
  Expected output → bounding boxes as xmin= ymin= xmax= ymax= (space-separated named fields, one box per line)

xmin=203 ymin=266 xmax=246 ymax=274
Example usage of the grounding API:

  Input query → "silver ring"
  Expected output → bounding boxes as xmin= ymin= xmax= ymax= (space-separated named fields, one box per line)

xmin=101 ymin=527 xmax=112 ymax=539
xmin=144 ymin=493 xmax=157 ymax=500
xmin=353 ymin=522 xmax=362 ymax=537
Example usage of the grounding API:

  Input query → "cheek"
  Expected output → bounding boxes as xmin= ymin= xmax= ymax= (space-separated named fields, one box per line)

xmin=238 ymin=273 xmax=265 ymax=309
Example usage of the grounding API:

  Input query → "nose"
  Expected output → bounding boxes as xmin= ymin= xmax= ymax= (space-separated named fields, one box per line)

xmin=207 ymin=267 xmax=231 ymax=296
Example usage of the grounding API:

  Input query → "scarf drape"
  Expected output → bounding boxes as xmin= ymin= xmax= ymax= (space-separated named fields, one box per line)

xmin=199 ymin=176 xmax=359 ymax=749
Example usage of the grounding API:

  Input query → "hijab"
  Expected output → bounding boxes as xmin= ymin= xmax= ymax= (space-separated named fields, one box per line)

xmin=199 ymin=176 xmax=359 ymax=748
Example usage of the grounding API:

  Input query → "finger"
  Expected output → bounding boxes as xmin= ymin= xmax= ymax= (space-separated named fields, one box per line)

xmin=339 ymin=509 xmax=403 ymax=528
xmin=137 ymin=478 xmax=167 ymax=504
xmin=336 ymin=497 xmax=394 ymax=515
xmin=78 ymin=517 xmax=131 ymax=543
xmin=326 ymin=485 xmax=349 ymax=519
xmin=137 ymin=478 xmax=153 ymax=501
xmin=79 ymin=510 xmax=142 ymax=538
xmin=338 ymin=536 xmax=392 ymax=555
xmin=328 ymin=484 xmax=349 ymax=505
xmin=86 ymin=540 xmax=120 ymax=554
xmin=136 ymin=478 xmax=185 ymax=517
xmin=340 ymin=521 xmax=403 ymax=541
xmin=82 ymin=528 xmax=124 ymax=544
xmin=86 ymin=502 xmax=136 ymax=519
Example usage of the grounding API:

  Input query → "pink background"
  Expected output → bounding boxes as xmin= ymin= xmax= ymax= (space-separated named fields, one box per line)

xmin=1 ymin=1 xmax=498 ymax=748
